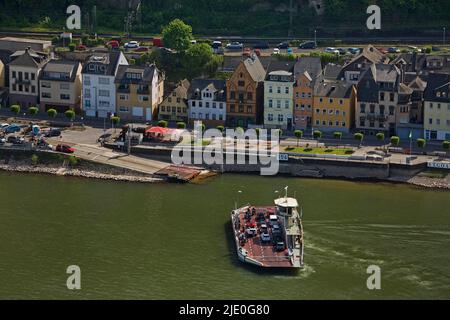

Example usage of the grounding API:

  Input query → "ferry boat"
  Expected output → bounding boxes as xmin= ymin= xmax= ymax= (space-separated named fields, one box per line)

xmin=231 ymin=190 xmax=304 ymax=268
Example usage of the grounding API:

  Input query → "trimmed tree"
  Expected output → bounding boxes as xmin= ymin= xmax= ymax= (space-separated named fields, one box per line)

xmin=28 ymin=106 xmax=39 ymax=115
xmin=294 ymin=130 xmax=303 ymax=147
xmin=177 ymin=122 xmax=186 ymax=129
xmin=443 ymin=141 xmax=450 ymax=154
xmin=313 ymin=130 xmax=322 ymax=139
xmin=390 ymin=136 xmax=400 ymax=146
xmin=10 ymin=105 xmax=20 ymax=115
xmin=417 ymin=138 xmax=426 ymax=149
xmin=111 ymin=116 xmax=120 ymax=133
xmin=65 ymin=109 xmax=76 ymax=121
xmin=158 ymin=120 xmax=168 ymax=128
xmin=47 ymin=108 xmax=57 ymax=118
xmin=216 ymin=125 xmax=225 ymax=133
xmin=354 ymin=133 xmax=364 ymax=147
xmin=333 ymin=132 xmax=343 ymax=139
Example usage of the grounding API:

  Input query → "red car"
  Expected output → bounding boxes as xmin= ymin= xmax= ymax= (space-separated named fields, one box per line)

xmin=76 ymin=44 xmax=87 ymax=51
xmin=56 ymin=144 xmax=75 ymax=154
xmin=107 ymin=40 xmax=120 ymax=48
xmin=133 ymin=47 xmax=149 ymax=52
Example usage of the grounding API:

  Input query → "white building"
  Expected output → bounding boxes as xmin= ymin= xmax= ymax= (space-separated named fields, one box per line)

xmin=187 ymin=79 xmax=227 ymax=125
xmin=264 ymin=70 xmax=295 ymax=130
xmin=82 ymin=52 xmax=128 ymax=118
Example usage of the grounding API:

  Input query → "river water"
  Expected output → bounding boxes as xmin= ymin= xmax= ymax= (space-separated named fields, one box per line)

xmin=0 ymin=172 xmax=449 ymax=299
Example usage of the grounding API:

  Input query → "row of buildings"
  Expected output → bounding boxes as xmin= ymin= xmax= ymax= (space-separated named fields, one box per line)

xmin=0 ymin=44 xmax=165 ymax=122
xmin=0 ymin=39 xmax=449 ymax=141
xmin=160 ymin=46 xmax=450 ymax=141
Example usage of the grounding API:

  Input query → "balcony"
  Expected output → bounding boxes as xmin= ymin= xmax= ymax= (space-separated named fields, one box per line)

xmin=117 ymin=85 xmax=130 ymax=93
xmin=137 ymin=86 xmax=150 ymax=94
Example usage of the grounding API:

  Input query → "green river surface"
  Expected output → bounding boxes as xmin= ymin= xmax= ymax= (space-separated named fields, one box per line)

xmin=0 ymin=171 xmax=449 ymax=300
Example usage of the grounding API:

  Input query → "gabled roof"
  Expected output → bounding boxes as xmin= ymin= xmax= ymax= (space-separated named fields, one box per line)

xmin=9 ymin=48 xmax=48 ymax=68
xmin=187 ymin=78 xmax=227 ymax=101
xmin=115 ymin=64 xmax=161 ymax=84
xmin=265 ymin=59 xmax=295 ymax=74
xmin=314 ymin=80 xmax=353 ymax=99
xmin=323 ymin=64 xmax=343 ymax=81
xmin=424 ymin=73 xmax=450 ymax=102
xmin=242 ymin=55 xmax=266 ymax=82
xmin=82 ymin=51 xmax=124 ymax=76
xmin=352 ymin=45 xmax=387 ymax=65
xmin=40 ymin=59 xmax=80 ymax=82
xmin=294 ymin=57 xmax=322 ymax=82
xmin=357 ymin=64 xmax=400 ymax=102
xmin=408 ymin=76 xmax=427 ymax=91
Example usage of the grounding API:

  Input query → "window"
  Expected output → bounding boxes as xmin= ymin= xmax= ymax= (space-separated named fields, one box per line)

xmin=60 ymin=83 xmax=70 ymax=90
xmin=191 ymin=112 xmax=196 ymax=118
xmin=390 ymin=93 xmax=395 ymax=102
xmin=247 ymin=106 xmax=252 ymax=114
xmin=322 ymin=121 xmax=326 ymax=126
xmin=12 ymin=71 xmax=16 ymax=78
xmin=119 ymin=106 xmax=129 ymax=112
xmin=360 ymin=104 xmax=366 ymax=113
xmin=268 ymin=114 xmax=274 ymax=121
xmin=328 ymin=109 xmax=334 ymax=115
xmin=99 ymin=90 xmax=110 ymax=97
xmin=85 ymin=100 xmax=91 ymax=108
xmin=436 ymin=119 xmax=441 ymax=125
xmin=342 ymin=122 xmax=346 ymax=127
xmin=336 ymin=110 xmax=340 ymax=115
xmin=60 ymin=94 xmax=70 ymax=100
xmin=315 ymin=120 xmax=320 ymax=125
xmin=139 ymin=96 xmax=149 ymax=102
xmin=277 ymin=100 xmax=281 ymax=108
xmin=213 ymin=102 xmax=216 ymax=109
xmin=322 ymin=109 xmax=327 ymax=114
xmin=42 ymin=82 xmax=51 ymax=88
xmin=99 ymin=77 xmax=110 ymax=85
xmin=285 ymin=87 xmax=289 ymax=94
xmin=277 ymin=87 xmax=281 ymax=94
xmin=379 ymin=105 xmax=385 ymax=115
xmin=316 ymin=109 xmax=320 ymax=114
xmin=389 ymin=106 xmax=395 ymax=116
xmin=219 ymin=114 xmax=223 ymax=121
xmin=238 ymin=81 xmax=245 ymax=87
xmin=230 ymin=104 xmax=235 ymax=112
xmin=269 ymin=100 xmax=273 ymax=108
xmin=380 ymin=92 xmax=385 ymax=101
xmin=336 ymin=121 xmax=340 ymax=126
xmin=31 ymin=86 xmax=36 ymax=94
xmin=370 ymin=104 xmax=375 ymax=114
xmin=285 ymin=100 xmax=289 ymax=109
xmin=429 ymin=118 xmax=433 ymax=125
xmin=247 ymin=92 xmax=253 ymax=101
xmin=269 ymin=86 xmax=273 ymax=93
xmin=42 ymin=92 xmax=51 ymax=98
xmin=230 ymin=91 xmax=236 ymax=99
xmin=278 ymin=114 xmax=284 ymax=122
xmin=161 ymin=106 xmax=166 ymax=112
xmin=119 ymin=94 xmax=128 ymax=101
xmin=191 ymin=101 xmax=196 ymax=107
xmin=329 ymin=121 xmax=333 ymax=126
xmin=31 ymin=73 xmax=35 ymax=81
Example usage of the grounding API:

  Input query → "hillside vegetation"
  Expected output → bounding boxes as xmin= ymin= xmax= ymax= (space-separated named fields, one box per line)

xmin=0 ymin=0 xmax=449 ymax=37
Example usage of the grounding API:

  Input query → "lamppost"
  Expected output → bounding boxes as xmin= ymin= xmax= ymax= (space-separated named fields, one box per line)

xmin=444 ymin=27 xmax=447 ymax=46
xmin=314 ymin=30 xmax=317 ymax=47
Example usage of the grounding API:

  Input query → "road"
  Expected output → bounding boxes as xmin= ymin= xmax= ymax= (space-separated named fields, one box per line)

xmin=47 ymin=127 xmax=170 ymax=175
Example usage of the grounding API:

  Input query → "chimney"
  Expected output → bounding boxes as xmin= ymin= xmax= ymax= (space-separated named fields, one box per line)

xmin=25 ymin=46 xmax=31 ymax=53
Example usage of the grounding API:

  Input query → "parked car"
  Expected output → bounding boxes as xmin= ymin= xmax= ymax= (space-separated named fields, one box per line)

xmin=348 ymin=47 xmax=361 ymax=55
xmin=277 ymin=42 xmax=289 ymax=49
xmin=4 ymin=125 xmax=21 ymax=134
xmin=273 ymin=48 xmax=281 ymax=55
xmin=226 ymin=42 xmax=243 ymax=50
xmin=212 ymin=41 xmax=222 ymax=49
xmin=7 ymin=136 xmax=25 ymax=144
xmin=153 ymin=37 xmax=163 ymax=47
xmin=190 ymin=40 xmax=197 ymax=45
xmin=261 ymin=233 xmax=271 ymax=243
xmin=75 ymin=44 xmax=87 ymax=51
xmin=325 ymin=47 xmax=340 ymax=54
xmin=376 ymin=47 xmax=388 ymax=54
xmin=337 ymin=48 xmax=348 ymax=55
xmin=287 ymin=48 xmax=293 ymax=55
xmin=299 ymin=41 xmax=316 ymax=49
xmin=0 ymin=137 xmax=6 ymax=144
xmin=388 ymin=47 xmax=400 ymax=53
xmin=253 ymin=42 xmax=269 ymax=49
xmin=44 ymin=129 xmax=62 ymax=137
xmin=56 ymin=144 xmax=75 ymax=154
xmin=1 ymin=123 xmax=9 ymax=130
xmin=133 ymin=47 xmax=149 ymax=52
xmin=106 ymin=40 xmax=120 ymax=48
xmin=124 ymin=41 xmax=140 ymax=49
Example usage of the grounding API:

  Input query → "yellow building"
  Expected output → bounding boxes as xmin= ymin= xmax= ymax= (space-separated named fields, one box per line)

xmin=115 ymin=64 xmax=164 ymax=122
xmin=158 ymin=79 xmax=190 ymax=122
xmin=313 ymin=81 xmax=357 ymax=133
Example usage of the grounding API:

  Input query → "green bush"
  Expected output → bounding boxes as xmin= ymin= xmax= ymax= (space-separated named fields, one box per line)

xmin=390 ymin=136 xmax=400 ymax=146
xmin=216 ymin=125 xmax=225 ymax=133
xmin=68 ymin=155 xmax=79 ymax=167
xmin=417 ymin=138 xmax=426 ymax=148
xmin=158 ymin=120 xmax=168 ymax=128
xmin=177 ymin=122 xmax=186 ymax=129
xmin=31 ymin=154 xmax=39 ymax=165
xmin=28 ymin=106 xmax=39 ymax=115
xmin=313 ymin=130 xmax=322 ymax=139
xmin=333 ymin=132 xmax=343 ymax=139
xmin=65 ymin=109 xmax=76 ymax=121
xmin=376 ymin=132 xmax=385 ymax=141
xmin=68 ymin=43 xmax=76 ymax=52
xmin=47 ymin=109 xmax=57 ymax=118
xmin=111 ymin=116 xmax=120 ymax=125
xmin=443 ymin=141 xmax=450 ymax=150
xmin=354 ymin=133 xmax=364 ymax=142
xmin=10 ymin=105 xmax=20 ymax=114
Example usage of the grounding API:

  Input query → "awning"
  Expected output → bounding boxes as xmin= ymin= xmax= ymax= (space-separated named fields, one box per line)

xmin=146 ymin=126 xmax=170 ymax=134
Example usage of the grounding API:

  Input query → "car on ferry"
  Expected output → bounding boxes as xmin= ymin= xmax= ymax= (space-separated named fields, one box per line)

xmin=4 ymin=124 xmax=21 ymax=134
xmin=261 ymin=233 xmax=271 ymax=243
